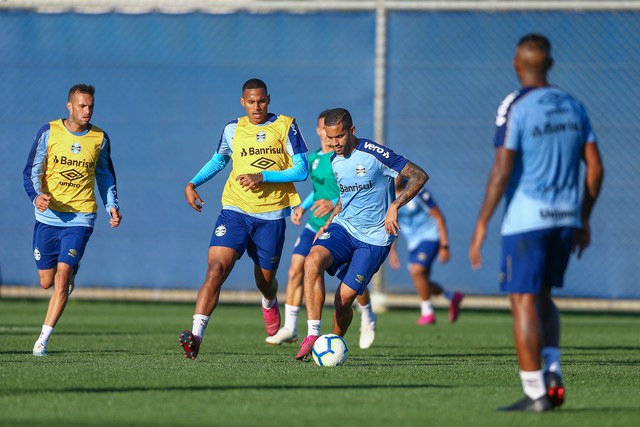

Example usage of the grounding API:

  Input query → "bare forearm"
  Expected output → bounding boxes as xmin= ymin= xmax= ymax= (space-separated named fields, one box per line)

xmin=393 ymin=161 xmax=428 ymax=209
xmin=322 ymin=199 xmax=342 ymax=228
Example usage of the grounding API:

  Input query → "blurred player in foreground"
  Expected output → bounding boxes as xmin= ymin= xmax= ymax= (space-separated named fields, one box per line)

xmin=266 ymin=110 xmax=377 ymax=350
xmin=180 ymin=78 xmax=309 ymax=360
xmin=469 ymin=34 xmax=604 ymax=412
xmin=23 ymin=84 xmax=122 ymax=356
xmin=389 ymin=177 xmax=463 ymax=325
xmin=296 ymin=108 xmax=428 ymax=360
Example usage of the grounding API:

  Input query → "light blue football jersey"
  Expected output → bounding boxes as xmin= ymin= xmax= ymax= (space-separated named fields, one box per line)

xmin=331 ymin=139 xmax=408 ymax=246
xmin=494 ymin=86 xmax=597 ymax=235
xmin=397 ymin=188 xmax=439 ymax=250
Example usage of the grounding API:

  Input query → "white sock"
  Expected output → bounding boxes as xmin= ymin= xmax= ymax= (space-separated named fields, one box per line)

xmin=442 ymin=289 xmax=454 ymax=300
xmin=284 ymin=304 xmax=300 ymax=333
xmin=520 ymin=370 xmax=546 ymax=400
xmin=262 ymin=296 xmax=276 ymax=309
xmin=307 ymin=320 xmax=321 ymax=337
xmin=359 ymin=303 xmax=375 ymax=325
xmin=420 ymin=300 xmax=434 ymax=316
xmin=192 ymin=314 xmax=210 ymax=339
xmin=36 ymin=325 xmax=54 ymax=347
xmin=542 ymin=346 xmax=562 ymax=375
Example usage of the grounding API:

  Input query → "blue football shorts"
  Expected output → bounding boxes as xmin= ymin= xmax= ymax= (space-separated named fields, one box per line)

xmin=210 ymin=209 xmax=286 ymax=271
xmin=32 ymin=222 xmax=93 ymax=270
xmin=407 ymin=240 xmax=440 ymax=270
xmin=311 ymin=223 xmax=391 ymax=295
xmin=500 ymin=227 xmax=575 ymax=294
xmin=292 ymin=227 xmax=317 ymax=257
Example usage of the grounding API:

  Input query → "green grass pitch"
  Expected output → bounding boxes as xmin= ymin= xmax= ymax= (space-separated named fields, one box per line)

xmin=1 ymin=299 xmax=639 ymax=426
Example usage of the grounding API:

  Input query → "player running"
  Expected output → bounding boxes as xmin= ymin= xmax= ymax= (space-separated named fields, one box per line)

xmin=179 ymin=78 xmax=309 ymax=360
xmin=389 ymin=177 xmax=464 ymax=325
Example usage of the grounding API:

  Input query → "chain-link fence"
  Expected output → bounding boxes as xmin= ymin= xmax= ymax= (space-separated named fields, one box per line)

xmin=1 ymin=2 xmax=638 ymax=299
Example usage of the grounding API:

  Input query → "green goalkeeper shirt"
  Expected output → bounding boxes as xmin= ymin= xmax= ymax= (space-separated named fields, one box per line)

xmin=306 ymin=148 xmax=340 ymax=232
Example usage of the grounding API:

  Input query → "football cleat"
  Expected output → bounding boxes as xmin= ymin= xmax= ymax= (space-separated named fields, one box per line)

xmin=449 ymin=292 xmax=464 ymax=323
xmin=545 ymin=371 xmax=565 ymax=408
xmin=179 ymin=330 xmax=201 ymax=360
xmin=262 ymin=302 xmax=281 ymax=336
xmin=359 ymin=318 xmax=376 ymax=349
xmin=265 ymin=328 xmax=297 ymax=345
xmin=417 ymin=313 xmax=436 ymax=325
xmin=295 ymin=335 xmax=319 ymax=361
xmin=33 ymin=342 xmax=49 ymax=357
xmin=497 ymin=395 xmax=554 ymax=412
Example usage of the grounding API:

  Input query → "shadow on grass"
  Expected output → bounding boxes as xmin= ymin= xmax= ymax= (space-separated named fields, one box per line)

xmin=4 ymin=383 xmax=453 ymax=395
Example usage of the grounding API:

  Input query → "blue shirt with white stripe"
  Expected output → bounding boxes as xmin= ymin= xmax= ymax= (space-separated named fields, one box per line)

xmin=331 ymin=139 xmax=408 ymax=246
xmin=494 ymin=86 xmax=597 ymax=235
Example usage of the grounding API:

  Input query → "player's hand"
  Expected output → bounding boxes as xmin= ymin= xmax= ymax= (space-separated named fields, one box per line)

xmin=573 ymin=222 xmax=591 ymax=259
xmin=313 ymin=225 xmax=328 ymax=243
xmin=291 ymin=207 xmax=305 ymax=225
xmin=438 ymin=246 xmax=451 ymax=264
xmin=388 ymin=250 xmax=401 ymax=270
xmin=384 ymin=205 xmax=400 ymax=236
xmin=35 ymin=194 xmax=51 ymax=212
xmin=185 ymin=183 xmax=204 ymax=212
xmin=236 ymin=173 xmax=263 ymax=191
xmin=109 ymin=208 xmax=122 ymax=228
xmin=469 ymin=222 xmax=487 ymax=269
xmin=311 ymin=199 xmax=334 ymax=218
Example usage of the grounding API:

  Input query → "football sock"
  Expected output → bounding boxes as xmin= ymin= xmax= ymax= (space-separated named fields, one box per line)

xmin=262 ymin=296 xmax=276 ymax=309
xmin=520 ymin=369 xmax=546 ymax=400
xmin=542 ymin=346 xmax=562 ymax=375
xmin=442 ymin=289 xmax=454 ymax=300
xmin=359 ymin=303 xmax=375 ymax=324
xmin=284 ymin=304 xmax=300 ymax=333
xmin=307 ymin=320 xmax=321 ymax=337
xmin=192 ymin=314 xmax=210 ymax=339
xmin=420 ymin=300 xmax=434 ymax=316
xmin=37 ymin=325 xmax=54 ymax=347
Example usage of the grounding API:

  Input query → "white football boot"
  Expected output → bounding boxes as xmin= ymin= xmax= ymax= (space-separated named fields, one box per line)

xmin=265 ymin=328 xmax=297 ymax=345
xmin=33 ymin=342 xmax=49 ymax=357
xmin=359 ymin=317 xmax=376 ymax=349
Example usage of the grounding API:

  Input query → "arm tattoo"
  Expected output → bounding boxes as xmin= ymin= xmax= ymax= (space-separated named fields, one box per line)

xmin=394 ymin=161 xmax=428 ymax=209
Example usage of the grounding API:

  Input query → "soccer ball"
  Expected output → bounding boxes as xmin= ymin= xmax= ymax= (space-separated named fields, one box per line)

xmin=312 ymin=334 xmax=349 ymax=367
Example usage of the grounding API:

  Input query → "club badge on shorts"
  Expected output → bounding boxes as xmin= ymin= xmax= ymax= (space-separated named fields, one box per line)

xmin=215 ymin=225 xmax=227 ymax=237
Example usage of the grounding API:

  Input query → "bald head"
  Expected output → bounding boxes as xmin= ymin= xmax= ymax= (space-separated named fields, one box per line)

xmin=514 ymin=33 xmax=553 ymax=85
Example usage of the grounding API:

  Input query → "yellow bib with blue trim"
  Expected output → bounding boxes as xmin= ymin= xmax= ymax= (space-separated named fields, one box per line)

xmin=221 ymin=115 xmax=301 ymax=213
xmin=42 ymin=120 xmax=104 ymax=213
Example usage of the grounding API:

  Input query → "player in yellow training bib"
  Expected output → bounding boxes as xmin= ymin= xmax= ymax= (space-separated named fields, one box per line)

xmin=179 ymin=78 xmax=309 ymax=360
xmin=23 ymin=84 xmax=122 ymax=357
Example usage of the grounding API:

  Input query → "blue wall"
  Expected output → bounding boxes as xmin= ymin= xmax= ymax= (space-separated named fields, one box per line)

xmin=1 ymin=11 xmax=638 ymax=299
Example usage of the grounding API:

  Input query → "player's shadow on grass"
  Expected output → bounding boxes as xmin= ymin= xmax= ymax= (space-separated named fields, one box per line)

xmin=29 ymin=383 xmax=454 ymax=394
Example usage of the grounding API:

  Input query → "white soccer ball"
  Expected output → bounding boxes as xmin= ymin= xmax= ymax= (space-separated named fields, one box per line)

xmin=312 ymin=334 xmax=349 ymax=367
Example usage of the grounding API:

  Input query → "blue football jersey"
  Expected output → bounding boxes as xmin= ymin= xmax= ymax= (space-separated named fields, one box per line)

xmin=397 ymin=188 xmax=439 ymax=250
xmin=494 ymin=86 xmax=597 ymax=235
xmin=331 ymin=139 xmax=408 ymax=246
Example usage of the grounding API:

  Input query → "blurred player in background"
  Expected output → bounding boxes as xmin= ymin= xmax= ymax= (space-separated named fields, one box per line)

xmin=389 ymin=177 xmax=463 ymax=325
xmin=296 ymin=108 xmax=428 ymax=360
xmin=469 ymin=34 xmax=604 ymax=412
xmin=23 ymin=83 xmax=122 ymax=356
xmin=180 ymin=78 xmax=309 ymax=360
xmin=266 ymin=110 xmax=377 ymax=350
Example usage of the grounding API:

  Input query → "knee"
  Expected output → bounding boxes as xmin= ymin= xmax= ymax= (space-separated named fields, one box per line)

xmin=205 ymin=261 xmax=226 ymax=284
xmin=409 ymin=264 xmax=427 ymax=278
xmin=304 ymin=251 xmax=324 ymax=275
xmin=39 ymin=279 xmax=54 ymax=290
xmin=288 ymin=265 xmax=303 ymax=284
